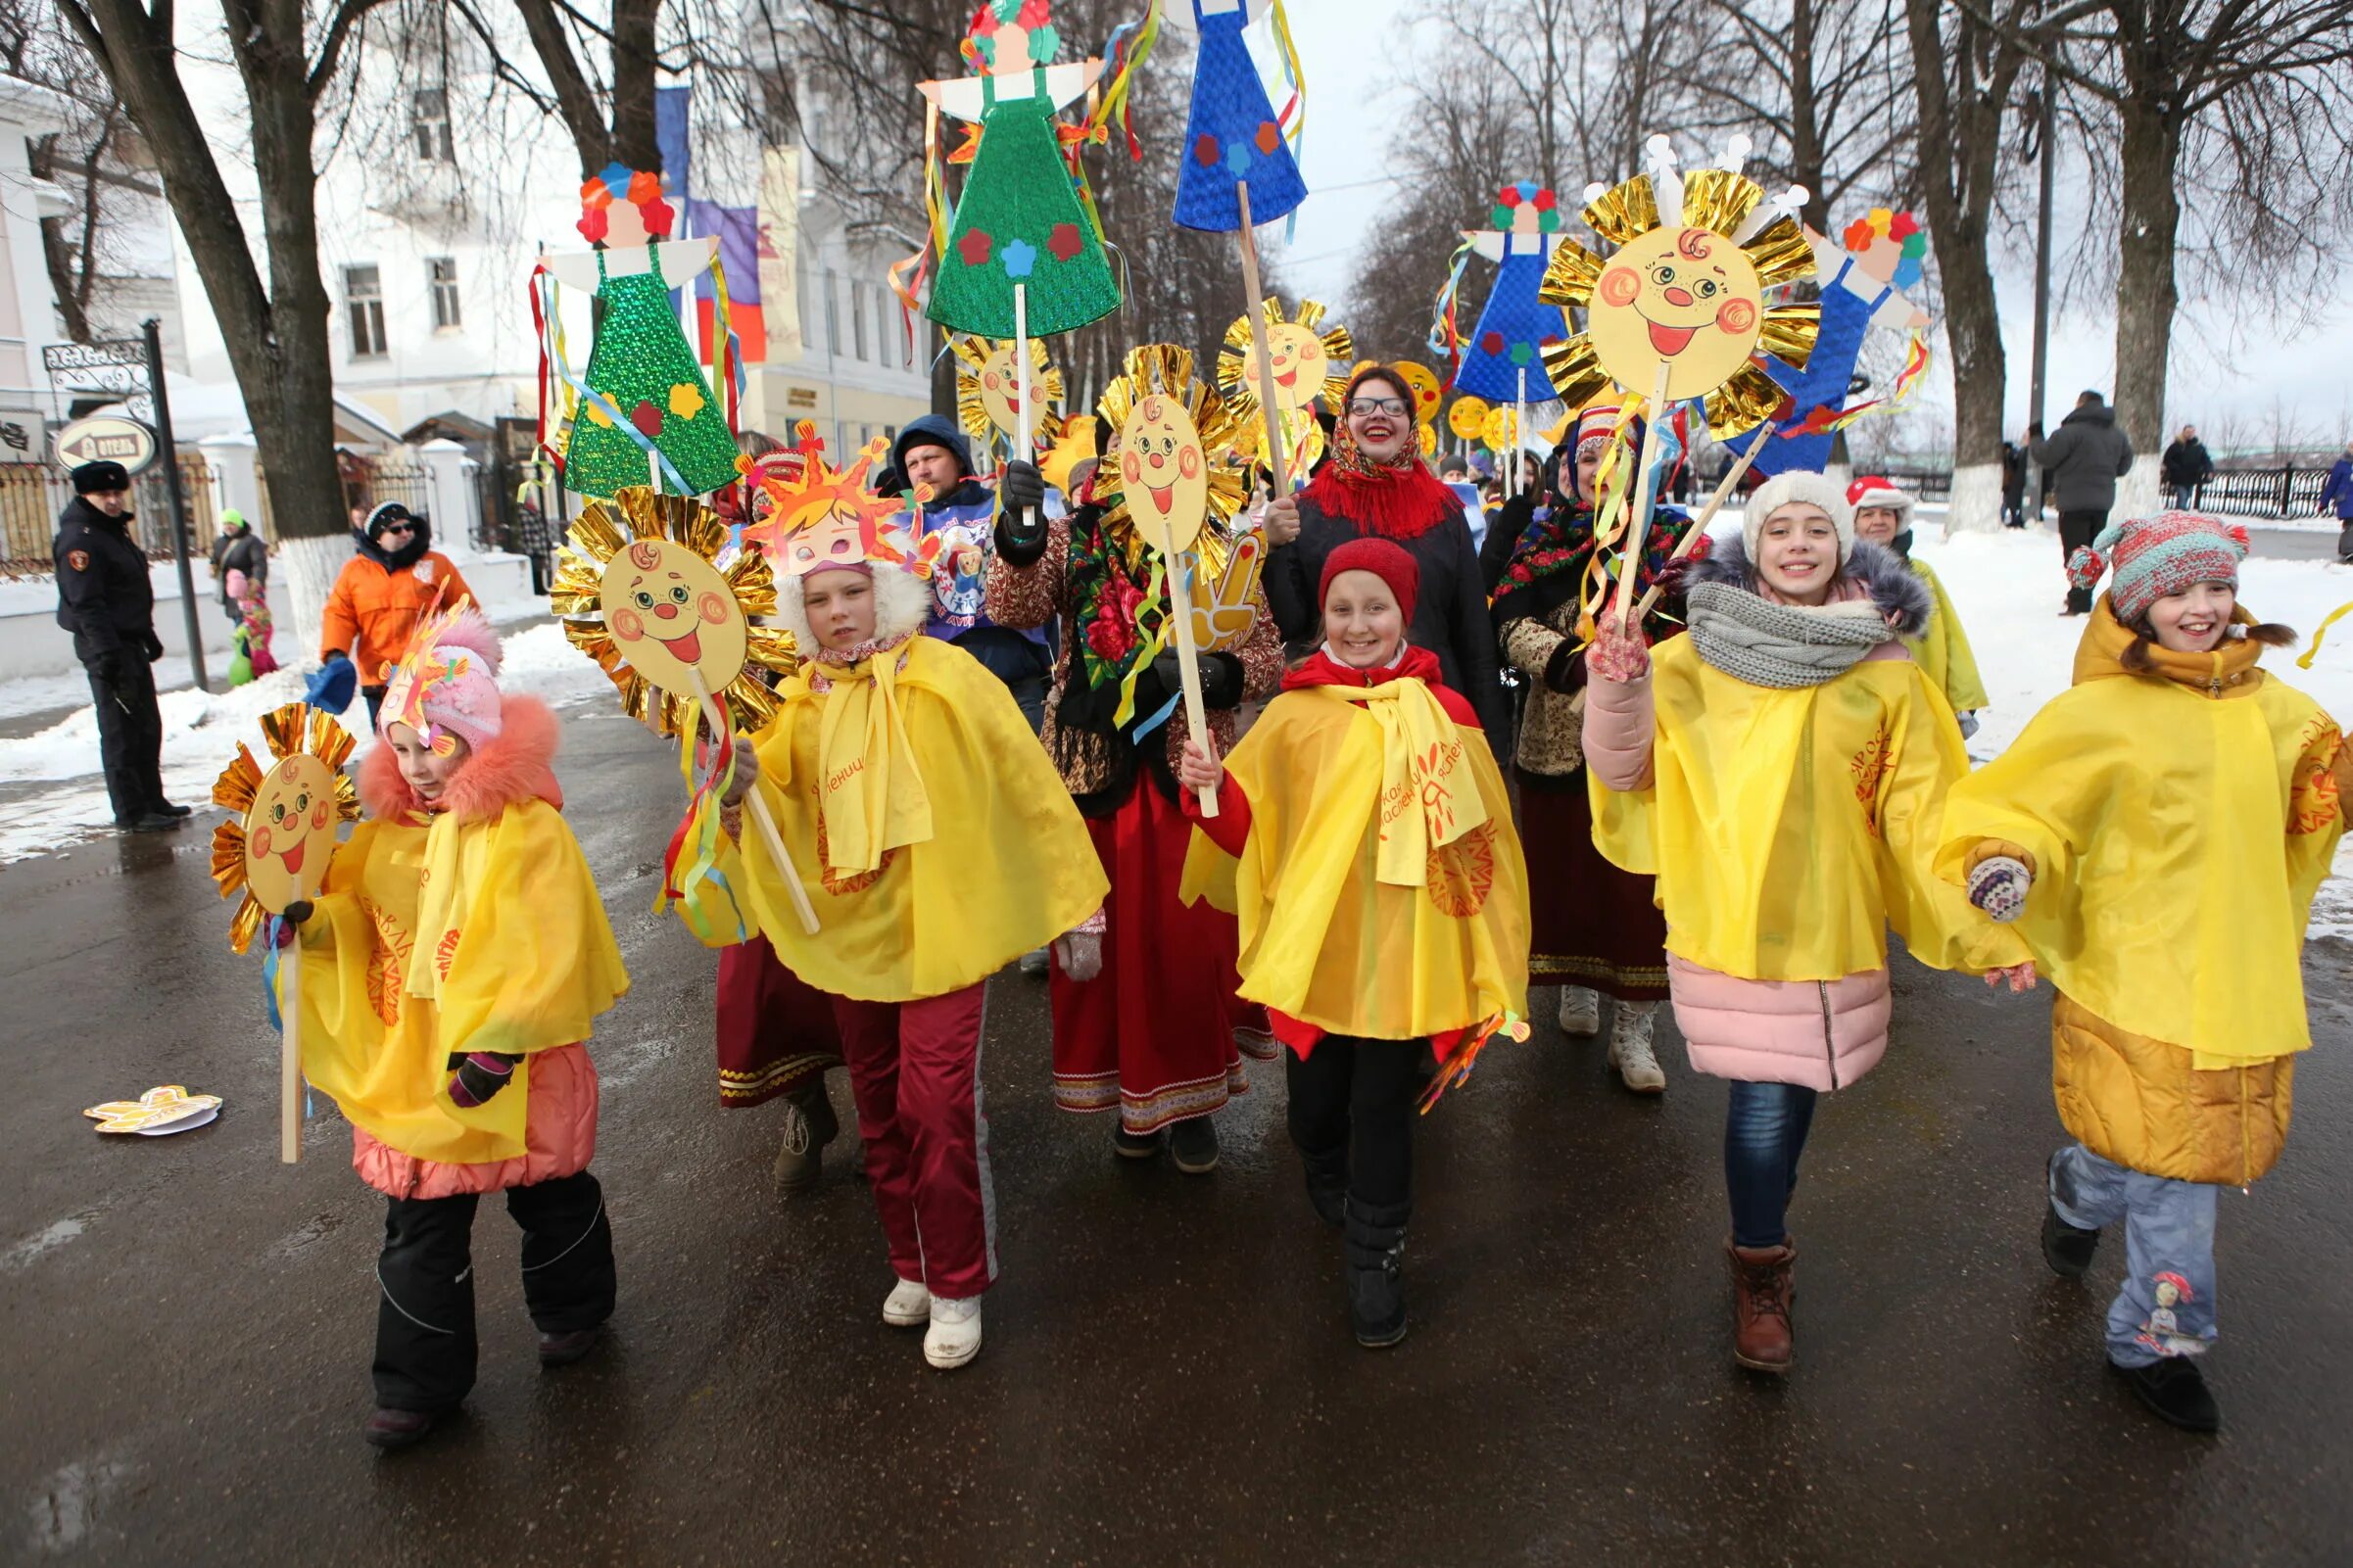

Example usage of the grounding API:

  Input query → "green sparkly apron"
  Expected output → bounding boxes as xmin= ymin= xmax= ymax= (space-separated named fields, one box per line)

xmin=927 ymin=68 xmax=1121 ymax=340
xmin=563 ymin=239 xmax=742 ymax=499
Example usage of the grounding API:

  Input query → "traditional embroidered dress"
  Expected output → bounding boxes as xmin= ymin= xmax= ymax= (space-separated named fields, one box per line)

xmin=987 ymin=491 xmax=1283 ymax=1131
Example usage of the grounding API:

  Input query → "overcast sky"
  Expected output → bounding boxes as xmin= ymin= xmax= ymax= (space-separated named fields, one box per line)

xmin=1253 ymin=0 xmax=2353 ymax=451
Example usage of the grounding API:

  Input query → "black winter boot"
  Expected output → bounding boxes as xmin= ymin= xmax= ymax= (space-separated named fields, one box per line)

xmin=2113 ymin=1356 xmax=2221 ymax=1433
xmin=1300 ymin=1145 xmax=1347 ymax=1228
xmin=2041 ymin=1152 xmax=2100 ymax=1277
xmin=1342 ymin=1198 xmax=1410 ymax=1349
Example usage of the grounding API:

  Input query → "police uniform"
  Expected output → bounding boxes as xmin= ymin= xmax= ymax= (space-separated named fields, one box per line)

xmin=53 ymin=461 xmax=178 ymax=830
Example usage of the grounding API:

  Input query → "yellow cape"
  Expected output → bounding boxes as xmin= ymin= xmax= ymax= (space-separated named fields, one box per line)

xmin=285 ymin=802 xmax=629 ymax=1164
xmin=720 ymin=634 xmax=1108 ymax=1003
xmin=1591 ymin=641 xmax=2023 ymax=980
xmin=1903 ymin=557 xmax=1990 ymax=713
xmin=1938 ymin=608 xmax=2344 ymax=1066
xmin=1183 ymin=683 xmax=1529 ymax=1041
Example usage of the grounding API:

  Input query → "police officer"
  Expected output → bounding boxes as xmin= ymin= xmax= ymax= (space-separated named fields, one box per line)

xmin=54 ymin=459 xmax=186 ymax=832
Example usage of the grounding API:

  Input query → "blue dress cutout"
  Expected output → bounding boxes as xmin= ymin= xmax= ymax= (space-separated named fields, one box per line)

xmin=1453 ymin=230 xmax=1568 ymax=401
xmin=1173 ymin=0 xmax=1307 ymax=232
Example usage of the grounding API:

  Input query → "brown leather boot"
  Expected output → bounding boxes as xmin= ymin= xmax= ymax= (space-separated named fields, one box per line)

xmin=1726 ymin=1237 xmax=1797 ymax=1374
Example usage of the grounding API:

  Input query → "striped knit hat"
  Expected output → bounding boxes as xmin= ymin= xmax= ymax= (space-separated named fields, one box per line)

xmin=2067 ymin=511 xmax=2250 ymax=626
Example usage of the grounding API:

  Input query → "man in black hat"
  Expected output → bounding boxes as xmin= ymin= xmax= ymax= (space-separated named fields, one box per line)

xmin=54 ymin=460 xmax=186 ymax=832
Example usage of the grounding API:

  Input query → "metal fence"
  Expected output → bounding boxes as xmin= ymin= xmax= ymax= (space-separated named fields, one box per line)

xmin=1863 ymin=464 xmax=2330 ymax=521
xmin=0 ymin=454 xmax=216 ymax=578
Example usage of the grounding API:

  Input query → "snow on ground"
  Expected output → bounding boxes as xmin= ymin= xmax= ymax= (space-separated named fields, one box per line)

xmin=0 ymin=622 xmax=605 ymax=863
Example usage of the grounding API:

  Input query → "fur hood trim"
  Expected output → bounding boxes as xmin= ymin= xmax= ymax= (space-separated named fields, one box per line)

xmin=1687 ymin=537 xmax=1932 ymax=639
xmin=775 ymin=566 xmax=933 ymax=654
xmin=358 ymin=692 xmax=564 ymax=826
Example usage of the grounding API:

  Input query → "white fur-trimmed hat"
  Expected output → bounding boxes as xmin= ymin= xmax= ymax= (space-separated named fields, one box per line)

xmin=1744 ymin=471 xmax=1856 ymax=562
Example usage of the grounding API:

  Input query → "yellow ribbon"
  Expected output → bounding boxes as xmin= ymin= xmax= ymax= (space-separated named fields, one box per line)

xmin=2297 ymin=598 xmax=2353 ymax=669
xmin=1318 ymin=680 xmax=1488 ymax=887
xmin=815 ymin=648 xmax=934 ymax=872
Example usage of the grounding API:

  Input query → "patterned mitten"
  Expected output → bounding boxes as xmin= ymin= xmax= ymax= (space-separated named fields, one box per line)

xmin=1966 ymin=856 xmax=2033 ymax=923
xmin=449 ymin=1051 xmax=521 ymax=1109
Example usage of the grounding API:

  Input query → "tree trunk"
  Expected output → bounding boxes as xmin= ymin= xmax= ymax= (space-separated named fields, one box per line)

xmin=2110 ymin=88 xmax=2179 ymax=520
xmin=67 ymin=0 xmax=353 ymax=657
xmin=1900 ymin=0 xmax=2021 ymax=532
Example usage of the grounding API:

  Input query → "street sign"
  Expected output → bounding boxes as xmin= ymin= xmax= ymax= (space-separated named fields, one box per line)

xmin=53 ymin=412 xmax=159 ymax=475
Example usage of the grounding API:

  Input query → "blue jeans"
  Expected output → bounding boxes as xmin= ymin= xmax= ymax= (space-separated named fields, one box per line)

xmin=1724 ymin=1080 xmax=1817 ymax=1249
xmin=2049 ymin=1144 xmax=2218 ymax=1367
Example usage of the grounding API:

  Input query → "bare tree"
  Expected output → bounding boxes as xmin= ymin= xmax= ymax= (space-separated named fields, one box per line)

xmin=0 ymin=2 xmax=145 ymax=344
xmin=1959 ymin=0 xmax=2353 ymax=511
xmin=507 ymin=0 xmax=662 ymax=175
xmin=1901 ymin=0 xmax=2036 ymax=528
xmin=55 ymin=0 xmax=388 ymax=648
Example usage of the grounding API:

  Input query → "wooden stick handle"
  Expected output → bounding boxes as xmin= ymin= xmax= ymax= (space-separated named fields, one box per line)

xmin=1013 ymin=284 xmax=1036 ymax=535
xmin=692 ymin=668 xmax=821 ymax=936
xmin=1610 ymin=361 xmax=1677 ymax=632
xmin=281 ymin=946 xmax=301 ymax=1164
xmin=1235 ymin=183 xmax=1291 ymax=496
xmin=1165 ymin=546 xmax=1219 ymax=818
xmin=1631 ymin=422 xmax=1774 ymax=623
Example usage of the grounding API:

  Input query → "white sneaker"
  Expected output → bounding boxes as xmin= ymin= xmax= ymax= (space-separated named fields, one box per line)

xmin=1557 ymin=984 xmax=1602 ymax=1037
xmin=924 ymin=1295 xmax=984 ymax=1369
xmin=1607 ymin=1002 xmax=1666 ymax=1093
xmin=882 ymin=1277 xmax=931 ymax=1328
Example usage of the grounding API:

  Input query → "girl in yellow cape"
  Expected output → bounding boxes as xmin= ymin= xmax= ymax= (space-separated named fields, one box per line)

xmin=1580 ymin=472 xmax=2031 ymax=1378
xmin=711 ymin=501 xmax=1106 ymax=1373
xmin=1940 ymin=512 xmax=2350 ymax=1435
xmin=1847 ymin=475 xmax=1990 ymax=737
xmin=279 ymin=605 xmax=629 ymax=1450
xmin=1176 ymin=537 xmax=1529 ymax=1350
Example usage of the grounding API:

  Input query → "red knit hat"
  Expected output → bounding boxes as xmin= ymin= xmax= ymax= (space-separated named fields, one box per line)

xmin=1320 ymin=537 xmax=1419 ymax=624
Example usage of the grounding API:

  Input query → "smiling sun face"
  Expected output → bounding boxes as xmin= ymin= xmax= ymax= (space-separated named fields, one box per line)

xmin=597 ymin=537 xmax=745 ymax=692
xmin=1588 ymin=225 xmax=1763 ymax=399
xmin=1263 ymin=323 xmax=1330 ymax=411
xmin=1118 ymin=394 xmax=1208 ymax=553
xmin=243 ymin=752 xmax=339 ymax=911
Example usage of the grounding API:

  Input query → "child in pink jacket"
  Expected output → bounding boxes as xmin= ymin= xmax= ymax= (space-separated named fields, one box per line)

xmin=280 ymin=610 xmax=629 ymax=1449
xmin=1581 ymin=473 xmax=2029 ymax=1376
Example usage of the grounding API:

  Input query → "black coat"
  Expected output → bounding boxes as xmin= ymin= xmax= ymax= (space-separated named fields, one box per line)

xmin=1265 ymin=495 xmax=1512 ymax=750
xmin=53 ymin=498 xmax=157 ymax=662
xmin=2029 ymin=403 xmax=2135 ymax=513
xmin=2161 ymin=438 xmax=2214 ymax=487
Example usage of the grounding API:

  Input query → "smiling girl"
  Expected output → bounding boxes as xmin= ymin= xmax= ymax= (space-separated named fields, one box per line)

xmin=1177 ymin=539 xmax=1528 ymax=1348
xmin=1262 ymin=365 xmax=1512 ymax=749
xmin=1939 ymin=513 xmax=2350 ymax=1433
xmin=1580 ymin=473 xmax=2029 ymax=1376
xmin=281 ymin=607 xmax=629 ymax=1450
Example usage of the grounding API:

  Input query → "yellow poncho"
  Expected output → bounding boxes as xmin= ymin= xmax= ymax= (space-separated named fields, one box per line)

xmin=1903 ymin=557 xmax=1989 ymax=714
xmin=1592 ymin=641 xmax=2021 ymax=980
xmin=1938 ymin=604 xmax=2347 ymax=1067
xmin=721 ymin=634 xmax=1107 ymax=1003
xmin=1184 ymin=676 xmax=1529 ymax=1042
xmin=286 ymin=801 xmax=629 ymax=1165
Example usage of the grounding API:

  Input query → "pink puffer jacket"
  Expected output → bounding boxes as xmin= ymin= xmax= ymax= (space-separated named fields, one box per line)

xmin=1581 ymin=556 xmax=1914 ymax=1093
xmin=347 ymin=700 xmax=601 ymax=1199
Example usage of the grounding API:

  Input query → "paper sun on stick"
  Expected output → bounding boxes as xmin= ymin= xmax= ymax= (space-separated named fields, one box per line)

xmin=552 ymin=488 xmax=798 ymax=738
xmin=211 ymin=703 xmax=360 ymax=956
xmin=955 ymin=335 xmax=1066 ymax=460
xmin=1448 ymin=395 xmax=1490 ymax=443
xmin=1393 ymin=360 xmax=1445 ymax=454
xmin=1216 ymin=297 xmax=1350 ymax=474
xmin=212 ymin=699 xmax=359 ymax=1164
xmin=1537 ymin=138 xmax=1820 ymax=439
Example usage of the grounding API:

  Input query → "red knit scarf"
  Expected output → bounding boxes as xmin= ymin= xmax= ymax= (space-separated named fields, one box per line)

xmin=1299 ymin=420 xmax=1459 ymax=542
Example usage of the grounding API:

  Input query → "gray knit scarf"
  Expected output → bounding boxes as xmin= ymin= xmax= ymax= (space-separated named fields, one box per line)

xmin=1684 ymin=581 xmax=1893 ymax=689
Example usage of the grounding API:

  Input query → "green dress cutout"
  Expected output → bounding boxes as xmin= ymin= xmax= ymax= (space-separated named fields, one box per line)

xmin=564 ymin=239 xmax=741 ymax=499
xmin=927 ymin=68 xmax=1121 ymax=340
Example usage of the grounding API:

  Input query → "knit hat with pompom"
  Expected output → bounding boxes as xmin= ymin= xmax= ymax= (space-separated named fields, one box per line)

xmin=2066 ymin=511 xmax=2249 ymax=626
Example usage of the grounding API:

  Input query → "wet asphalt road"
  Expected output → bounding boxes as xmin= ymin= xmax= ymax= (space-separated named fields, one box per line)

xmin=5 ymin=697 xmax=2351 ymax=1567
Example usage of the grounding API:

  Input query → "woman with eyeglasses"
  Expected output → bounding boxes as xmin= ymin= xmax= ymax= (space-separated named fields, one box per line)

xmin=321 ymin=502 xmax=475 ymax=729
xmin=1262 ymin=365 xmax=1512 ymax=752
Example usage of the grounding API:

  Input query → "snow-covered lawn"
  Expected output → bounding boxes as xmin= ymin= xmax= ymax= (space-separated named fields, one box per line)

xmin=0 ymin=622 xmax=606 ymax=861
xmin=4 ymin=524 xmax=2351 ymax=941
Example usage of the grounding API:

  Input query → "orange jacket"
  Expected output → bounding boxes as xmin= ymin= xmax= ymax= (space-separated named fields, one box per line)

xmin=320 ymin=550 xmax=473 ymax=683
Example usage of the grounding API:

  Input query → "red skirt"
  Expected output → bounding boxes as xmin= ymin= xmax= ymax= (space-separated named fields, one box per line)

xmin=1516 ymin=767 xmax=1669 ymax=1001
xmin=714 ymin=936 xmax=845 ymax=1108
xmin=1051 ymin=779 xmax=1255 ymax=1132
